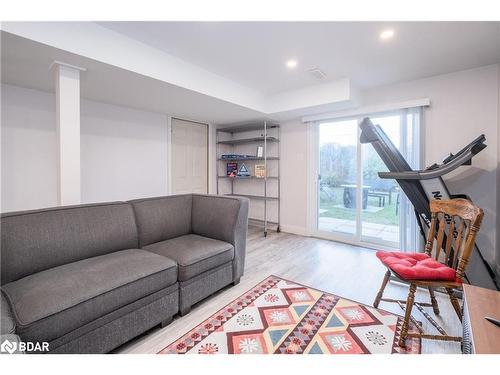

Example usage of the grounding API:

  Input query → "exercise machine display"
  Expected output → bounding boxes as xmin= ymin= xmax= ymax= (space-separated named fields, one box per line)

xmin=359 ymin=117 xmax=499 ymax=290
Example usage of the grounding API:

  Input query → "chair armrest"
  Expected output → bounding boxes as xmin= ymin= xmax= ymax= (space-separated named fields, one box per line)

xmin=191 ymin=194 xmax=249 ymax=281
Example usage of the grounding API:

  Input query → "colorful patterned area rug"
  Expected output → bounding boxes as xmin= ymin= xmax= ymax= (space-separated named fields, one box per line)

xmin=159 ymin=276 xmax=421 ymax=354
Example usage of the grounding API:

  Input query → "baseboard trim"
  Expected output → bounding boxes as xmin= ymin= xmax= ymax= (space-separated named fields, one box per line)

xmin=279 ymin=224 xmax=308 ymax=236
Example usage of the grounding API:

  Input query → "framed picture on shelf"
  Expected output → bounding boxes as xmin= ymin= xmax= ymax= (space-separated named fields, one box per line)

xmin=256 ymin=146 xmax=264 ymax=158
xmin=237 ymin=163 xmax=251 ymax=177
xmin=255 ymin=164 xmax=266 ymax=178
xmin=226 ymin=162 xmax=238 ymax=176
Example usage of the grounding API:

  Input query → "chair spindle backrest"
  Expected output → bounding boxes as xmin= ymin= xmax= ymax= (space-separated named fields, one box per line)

xmin=424 ymin=199 xmax=484 ymax=281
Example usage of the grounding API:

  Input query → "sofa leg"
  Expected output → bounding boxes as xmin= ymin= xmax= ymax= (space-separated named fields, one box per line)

xmin=179 ymin=306 xmax=191 ymax=316
xmin=160 ymin=316 xmax=173 ymax=328
xmin=232 ymin=278 xmax=241 ymax=286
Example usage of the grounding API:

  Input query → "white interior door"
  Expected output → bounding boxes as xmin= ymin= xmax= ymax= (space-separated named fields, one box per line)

xmin=171 ymin=118 xmax=208 ymax=194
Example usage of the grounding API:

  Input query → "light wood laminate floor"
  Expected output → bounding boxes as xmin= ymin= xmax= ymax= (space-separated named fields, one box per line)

xmin=117 ymin=226 xmax=462 ymax=354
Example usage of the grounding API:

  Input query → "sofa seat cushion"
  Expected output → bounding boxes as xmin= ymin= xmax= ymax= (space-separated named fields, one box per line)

xmin=143 ymin=234 xmax=234 ymax=281
xmin=1 ymin=249 xmax=177 ymax=342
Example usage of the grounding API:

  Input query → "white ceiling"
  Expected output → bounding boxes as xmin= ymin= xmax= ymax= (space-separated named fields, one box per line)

xmin=97 ymin=21 xmax=500 ymax=94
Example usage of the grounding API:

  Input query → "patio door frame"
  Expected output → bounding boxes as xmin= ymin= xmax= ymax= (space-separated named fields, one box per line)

xmin=307 ymin=109 xmax=421 ymax=252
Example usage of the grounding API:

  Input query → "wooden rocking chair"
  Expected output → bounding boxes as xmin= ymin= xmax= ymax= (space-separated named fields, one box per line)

xmin=373 ymin=198 xmax=484 ymax=347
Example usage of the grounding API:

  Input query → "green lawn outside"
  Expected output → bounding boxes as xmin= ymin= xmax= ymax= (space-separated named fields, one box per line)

xmin=319 ymin=186 xmax=399 ymax=226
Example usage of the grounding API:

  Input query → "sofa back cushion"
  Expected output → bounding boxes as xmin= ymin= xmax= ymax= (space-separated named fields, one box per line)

xmin=191 ymin=194 xmax=242 ymax=244
xmin=1 ymin=202 xmax=138 ymax=284
xmin=130 ymin=195 xmax=192 ymax=247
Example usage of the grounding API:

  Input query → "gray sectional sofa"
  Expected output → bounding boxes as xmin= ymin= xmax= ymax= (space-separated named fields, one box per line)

xmin=0 ymin=194 xmax=249 ymax=354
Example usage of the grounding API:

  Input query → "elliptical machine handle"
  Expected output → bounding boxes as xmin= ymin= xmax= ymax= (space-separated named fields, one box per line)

xmin=378 ymin=151 xmax=476 ymax=180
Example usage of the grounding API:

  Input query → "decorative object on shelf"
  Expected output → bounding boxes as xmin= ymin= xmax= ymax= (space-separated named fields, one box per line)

xmin=255 ymin=164 xmax=266 ymax=178
xmin=221 ymin=154 xmax=254 ymax=160
xmin=160 ymin=275 xmax=421 ymax=354
xmin=256 ymin=146 xmax=264 ymax=158
xmin=226 ymin=162 xmax=238 ymax=176
xmin=237 ymin=163 xmax=251 ymax=177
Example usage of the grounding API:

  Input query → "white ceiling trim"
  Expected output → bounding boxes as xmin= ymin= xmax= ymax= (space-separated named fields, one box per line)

xmin=266 ymin=78 xmax=355 ymax=113
xmin=301 ymin=98 xmax=431 ymax=122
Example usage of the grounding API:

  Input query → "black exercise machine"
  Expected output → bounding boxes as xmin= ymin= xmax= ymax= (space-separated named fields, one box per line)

xmin=359 ymin=117 xmax=499 ymax=291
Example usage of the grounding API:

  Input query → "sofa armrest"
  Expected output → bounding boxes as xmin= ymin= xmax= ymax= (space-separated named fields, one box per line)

xmin=191 ymin=195 xmax=249 ymax=281
xmin=1 ymin=292 xmax=16 ymax=335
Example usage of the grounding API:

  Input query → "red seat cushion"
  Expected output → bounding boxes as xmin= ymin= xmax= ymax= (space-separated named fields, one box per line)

xmin=376 ymin=251 xmax=457 ymax=281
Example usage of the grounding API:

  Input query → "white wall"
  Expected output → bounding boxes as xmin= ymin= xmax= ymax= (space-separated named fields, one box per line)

xmin=81 ymin=100 xmax=167 ymax=202
xmin=279 ymin=65 xmax=500 ymax=270
xmin=1 ymin=84 xmax=58 ymax=211
xmin=280 ymin=119 xmax=308 ymax=234
xmin=1 ymin=84 xmax=169 ymax=212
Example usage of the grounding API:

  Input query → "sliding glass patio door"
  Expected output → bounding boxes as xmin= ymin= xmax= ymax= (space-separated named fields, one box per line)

xmin=315 ymin=109 xmax=421 ymax=251
xmin=318 ymin=119 xmax=359 ymax=236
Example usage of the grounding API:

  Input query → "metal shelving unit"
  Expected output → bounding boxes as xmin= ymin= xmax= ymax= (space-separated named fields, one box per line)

xmin=216 ymin=121 xmax=280 ymax=237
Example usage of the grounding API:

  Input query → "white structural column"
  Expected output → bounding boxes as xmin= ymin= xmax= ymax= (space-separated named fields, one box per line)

xmin=52 ymin=61 xmax=85 ymax=205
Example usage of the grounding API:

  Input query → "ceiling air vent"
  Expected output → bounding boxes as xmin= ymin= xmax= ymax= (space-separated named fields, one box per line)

xmin=308 ymin=67 xmax=327 ymax=80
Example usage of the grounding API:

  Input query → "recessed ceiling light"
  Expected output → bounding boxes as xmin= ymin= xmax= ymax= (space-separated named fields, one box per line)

xmin=286 ymin=59 xmax=298 ymax=69
xmin=380 ymin=29 xmax=395 ymax=41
